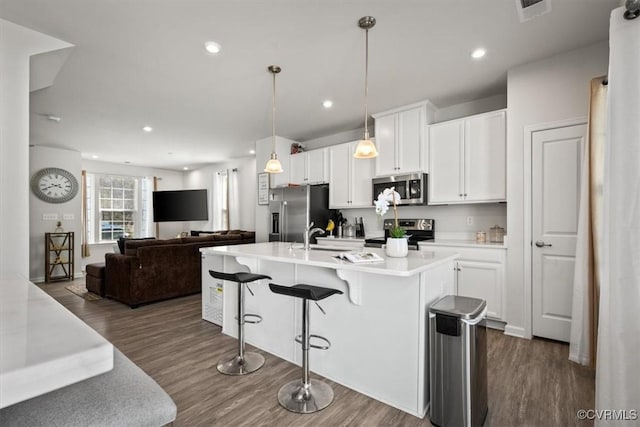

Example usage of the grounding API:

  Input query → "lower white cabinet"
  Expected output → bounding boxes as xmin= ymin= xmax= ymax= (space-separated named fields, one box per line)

xmin=421 ymin=244 xmax=506 ymax=321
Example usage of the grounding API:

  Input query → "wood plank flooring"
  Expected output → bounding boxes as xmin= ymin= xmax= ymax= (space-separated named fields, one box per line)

xmin=39 ymin=281 xmax=595 ymax=426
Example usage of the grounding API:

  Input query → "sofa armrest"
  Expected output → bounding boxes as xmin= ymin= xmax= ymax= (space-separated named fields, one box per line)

xmin=105 ymin=253 xmax=140 ymax=304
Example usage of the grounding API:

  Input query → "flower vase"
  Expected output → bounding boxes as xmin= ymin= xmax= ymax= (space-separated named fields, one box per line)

xmin=385 ymin=237 xmax=408 ymax=258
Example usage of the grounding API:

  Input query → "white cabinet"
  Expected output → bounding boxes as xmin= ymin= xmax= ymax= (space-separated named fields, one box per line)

xmin=421 ymin=244 xmax=505 ymax=321
xmin=373 ymin=104 xmax=426 ymax=176
xmin=428 ymin=110 xmax=506 ymax=204
xmin=289 ymin=148 xmax=328 ymax=185
xmin=328 ymin=141 xmax=374 ymax=209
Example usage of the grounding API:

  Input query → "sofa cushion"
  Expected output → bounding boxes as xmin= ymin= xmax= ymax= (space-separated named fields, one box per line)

xmin=124 ymin=238 xmax=182 ymax=256
xmin=117 ymin=237 xmax=155 ymax=254
xmin=213 ymin=233 xmax=242 ymax=242
xmin=181 ymin=235 xmax=216 ymax=244
xmin=241 ymin=231 xmax=255 ymax=240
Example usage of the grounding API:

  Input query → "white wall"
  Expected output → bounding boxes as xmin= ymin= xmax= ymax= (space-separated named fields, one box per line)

xmin=0 ymin=19 xmax=73 ymax=279
xmin=184 ymin=156 xmax=257 ymax=233
xmin=434 ymin=94 xmax=507 ymax=123
xmin=79 ymin=160 xmax=185 ymax=268
xmin=340 ymin=203 xmax=506 ymax=240
xmin=505 ymin=41 xmax=609 ymax=337
xmin=29 ymin=146 xmax=83 ymax=282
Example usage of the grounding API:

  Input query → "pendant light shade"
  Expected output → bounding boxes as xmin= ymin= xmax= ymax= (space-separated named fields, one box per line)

xmin=354 ymin=16 xmax=378 ymax=159
xmin=264 ymin=65 xmax=283 ymax=173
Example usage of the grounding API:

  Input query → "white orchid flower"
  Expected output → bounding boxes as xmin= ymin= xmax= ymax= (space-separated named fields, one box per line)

xmin=383 ymin=187 xmax=401 ymax=205
xmin=374 ymin=192 xmax=389 ymax=216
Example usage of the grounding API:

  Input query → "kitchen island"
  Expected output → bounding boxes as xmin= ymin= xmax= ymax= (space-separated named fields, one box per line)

xmin=200 ymin=242 xmax=457 ymax=418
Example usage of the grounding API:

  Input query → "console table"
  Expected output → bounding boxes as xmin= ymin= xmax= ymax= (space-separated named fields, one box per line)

xmin=45 ymin=232 xmax=74 ymax=282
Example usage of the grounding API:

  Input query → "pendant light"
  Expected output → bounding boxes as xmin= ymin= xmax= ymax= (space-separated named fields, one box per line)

xmin=353 ymin=16 xmax=378 ymax=159
xmin=264 ymin=65 xmax=284 ymax=173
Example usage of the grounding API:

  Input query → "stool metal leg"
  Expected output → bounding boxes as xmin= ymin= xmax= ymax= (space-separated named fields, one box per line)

xmin=216 ymin=281 xmax=264 ymax=375
xmin=277 ymin=299 xmax=334 ymax=413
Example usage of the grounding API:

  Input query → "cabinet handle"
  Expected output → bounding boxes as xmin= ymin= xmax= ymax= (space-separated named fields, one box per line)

xmin=459 ymin=193 xmax=463 ymax=197
xmin=464 ymin=193 xmax=467 ymax=196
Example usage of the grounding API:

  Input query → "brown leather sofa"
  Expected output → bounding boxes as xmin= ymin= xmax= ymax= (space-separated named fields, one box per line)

xmin=105 ymin=231 xmax=255 ymax=307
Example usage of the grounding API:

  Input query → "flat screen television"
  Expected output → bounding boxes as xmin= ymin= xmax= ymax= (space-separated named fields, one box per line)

xmin=152 ymin=189 xmax=208 ymax=222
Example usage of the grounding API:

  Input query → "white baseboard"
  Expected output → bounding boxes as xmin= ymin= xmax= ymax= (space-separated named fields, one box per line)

xmin=504 ymin=324 xmax=528 ymax=339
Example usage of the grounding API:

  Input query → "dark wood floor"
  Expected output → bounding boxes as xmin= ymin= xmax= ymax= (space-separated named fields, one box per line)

xmin=39 ymin=280 xmax=595 ymax=427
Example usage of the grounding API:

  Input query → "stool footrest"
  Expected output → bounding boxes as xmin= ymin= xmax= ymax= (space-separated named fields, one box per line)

xmin=295 ymin=334 xmax=331 ymax=350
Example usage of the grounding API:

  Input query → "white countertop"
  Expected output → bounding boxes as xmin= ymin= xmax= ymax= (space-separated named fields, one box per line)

xmin=0 ymin=274 xmax=113 ymax=408
xmin=201 ymin=242 xmax=458 ymax=277
xmin=419 ymin=239 xmax=507 ymax=249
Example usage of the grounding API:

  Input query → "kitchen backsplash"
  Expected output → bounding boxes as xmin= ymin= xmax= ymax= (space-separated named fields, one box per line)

xmin=337 ymin=203 xmax=507 ymax=240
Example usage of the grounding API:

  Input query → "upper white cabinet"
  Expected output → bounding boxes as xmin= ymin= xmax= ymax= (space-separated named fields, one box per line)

xmin=373 ymin=103 xmax=427 ymax=177
xmin=289 ymin=148 xmax=328 ymax=185
xmin=428 ymin=110 xmax=506 ymax=204
xmin=329 ymin=141 xmax=374 ymax=209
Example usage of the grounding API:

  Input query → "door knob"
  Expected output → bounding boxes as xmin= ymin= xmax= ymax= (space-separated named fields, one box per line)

xmin=535 ymin=240 xmax=552 ymax=247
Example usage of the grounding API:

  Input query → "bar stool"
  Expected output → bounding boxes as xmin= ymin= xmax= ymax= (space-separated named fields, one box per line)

xmin=208 ymin=270 xmax=271 ymax=375
xmin=268 ymin=283 xmax=343 ymax=414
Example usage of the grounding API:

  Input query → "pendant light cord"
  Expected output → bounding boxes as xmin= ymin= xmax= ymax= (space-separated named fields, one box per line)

xmin=272 ymin=70 xmax=276 ymax=152
xmin=363 ymin=27 xmax=369 ymax=139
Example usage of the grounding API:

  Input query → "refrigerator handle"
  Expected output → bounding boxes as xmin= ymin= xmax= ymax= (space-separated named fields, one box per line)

xmin=281 ymin=201 xmax=287 ymax=242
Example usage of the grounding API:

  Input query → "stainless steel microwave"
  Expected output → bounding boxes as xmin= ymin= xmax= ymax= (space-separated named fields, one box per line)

xmin=372 ymin=173 xmax=428 ymax=206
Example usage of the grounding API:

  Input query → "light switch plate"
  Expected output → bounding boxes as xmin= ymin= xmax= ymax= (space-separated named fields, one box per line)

xmin=63 ymin=213 xmax=74 ymax=220
xmin=43 ymin=213 xmax=59 ymax=221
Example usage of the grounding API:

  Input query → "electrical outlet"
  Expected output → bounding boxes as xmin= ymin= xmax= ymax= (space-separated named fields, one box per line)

xmin=466 ymin=216 xmax=474 ymax=226
xmin=42 ymin=213 xmax=59 ymax=221
xmin=63 ymin=213 xmax=74 ymax=220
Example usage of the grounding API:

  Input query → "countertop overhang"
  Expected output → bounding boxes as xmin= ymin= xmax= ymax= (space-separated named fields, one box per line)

xmin=201 ymin=242 xmax=458 ymax=277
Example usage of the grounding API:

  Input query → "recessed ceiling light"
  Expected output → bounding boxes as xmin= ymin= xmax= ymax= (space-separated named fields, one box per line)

xmin=183 ymin=167 xmax=189 ymax=170
xmin=204 ymin=41 xmax=221 ymax=54
xmin=143 ymin=126 xmax=153 ymax=132
xmin=92 ymin=155 xmax=99 ymax=159
xmin=471 ymin=48 xmax=486 ymax=59
xmin=322 ymin=100 xmax=333 ymax=109
xmin=249 ymin=149 xmax=256 ymax=155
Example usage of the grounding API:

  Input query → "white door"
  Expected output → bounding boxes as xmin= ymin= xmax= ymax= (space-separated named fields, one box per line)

xmin=532 ymin=124 xmax=586 ymax=342
xmin=465 ymin=110 xmax=506 ymax=202
xmin=457 ymin=260 xmax=504 ymax=321
xmin=329 ymin=143 xmax=350 ymax=209
xmin=397 ymin=107 xmax=422 ymax=174
xmin=289 ymin=153 xmax=306 ymax=185
xmin=428 ymin=120 xmax=463 ymax=204
xmin=374 ymin=114 xmax=397 ymax=176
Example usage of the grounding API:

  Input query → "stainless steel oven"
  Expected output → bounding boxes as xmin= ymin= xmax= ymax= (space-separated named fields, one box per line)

xmin=372 ymin=173 xmax=428 ymax=206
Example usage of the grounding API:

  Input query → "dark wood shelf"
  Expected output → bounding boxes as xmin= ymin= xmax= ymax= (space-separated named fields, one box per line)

xmin=45 ymin=232 xmax=74 ymax=282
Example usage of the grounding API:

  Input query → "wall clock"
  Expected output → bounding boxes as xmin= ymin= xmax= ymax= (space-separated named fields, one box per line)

xmin=30 ymin=167 xmax=79 ymax=203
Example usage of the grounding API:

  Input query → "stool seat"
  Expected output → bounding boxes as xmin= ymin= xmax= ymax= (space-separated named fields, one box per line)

xmin=268 ymin=283 xmax=343 ymax=301
xmin=209 ymin=271 xmax=271 ymax=284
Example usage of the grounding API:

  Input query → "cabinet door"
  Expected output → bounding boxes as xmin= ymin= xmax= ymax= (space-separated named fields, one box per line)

xmin=464 ymin=111 xmax=506 ymax=202
xmin=329 ymin=143 xmax=351 ymax=209
xmin=457 ymin=260 xmax=503 ymax=320
xmin=289 ymin=153 xmax=306 ymax=185
xmin=349 ymin=141 xmax=375 ymax=207
xmin=374 ymin=114 xmax=397 ymax=176
xmin=306 ymin=149 xmax=326 ymax=184
xmin=428 ymin=121 xmax=464 ymax=204
xmin=397 ymin=107 xmax=422 ymax=174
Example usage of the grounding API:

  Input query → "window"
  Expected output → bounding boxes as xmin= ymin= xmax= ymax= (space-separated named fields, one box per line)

xmin=85 ymin=173 xmax=152 ymax=243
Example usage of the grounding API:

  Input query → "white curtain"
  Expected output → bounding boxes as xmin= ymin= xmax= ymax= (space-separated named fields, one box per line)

xmin=212 ymin=170 xmax=227 ymax=230
xmin=570 ymin=78 xmax=607 ymax=366
xmin=595 ymin=8 xmax=640 ymax=426
xmin=228 ymin=169 xmax=240 ymax=230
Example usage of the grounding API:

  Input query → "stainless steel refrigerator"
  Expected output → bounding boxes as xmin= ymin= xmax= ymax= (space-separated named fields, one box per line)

xmin=268 ymin=184 xmax=330 ymax=243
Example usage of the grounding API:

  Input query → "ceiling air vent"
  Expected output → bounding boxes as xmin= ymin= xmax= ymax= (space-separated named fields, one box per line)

xmin=516 ymin=0 xmax=552 ymax=22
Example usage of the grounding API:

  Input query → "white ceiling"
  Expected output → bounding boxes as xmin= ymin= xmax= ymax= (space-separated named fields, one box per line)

xmin=1 ymin=0 xmax=618 ymax=170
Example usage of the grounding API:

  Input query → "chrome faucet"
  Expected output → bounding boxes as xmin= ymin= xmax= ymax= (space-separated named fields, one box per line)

xmin=303 ymin=222 xmax=325 ymax=250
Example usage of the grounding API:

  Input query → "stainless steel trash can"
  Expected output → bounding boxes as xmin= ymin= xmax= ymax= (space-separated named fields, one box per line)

xmin=429 ymin=295 xmax=488 ymax=427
